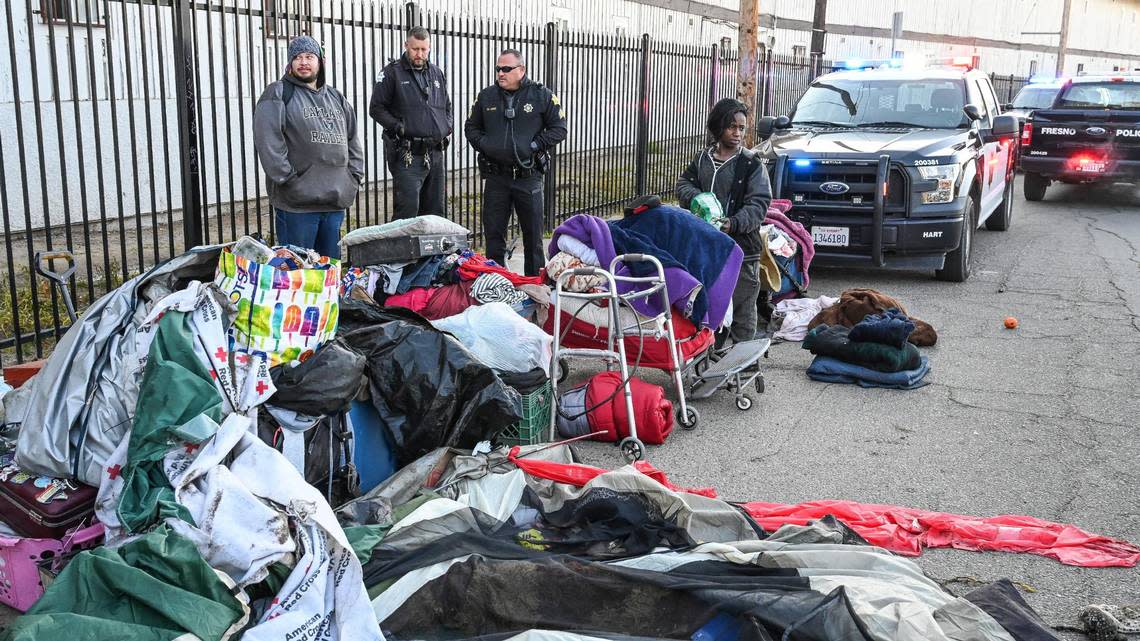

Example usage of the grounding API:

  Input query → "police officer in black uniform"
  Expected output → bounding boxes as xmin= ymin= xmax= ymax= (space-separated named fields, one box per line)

xmin=464 ymin=49 xmax=567 ymax=276
xmin=369 ymin=26 xmax=452 ymax=220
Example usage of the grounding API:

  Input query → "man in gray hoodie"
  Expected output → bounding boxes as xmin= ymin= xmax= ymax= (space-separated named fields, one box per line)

xmin=254 ymin=35 xmax=363 ymax=258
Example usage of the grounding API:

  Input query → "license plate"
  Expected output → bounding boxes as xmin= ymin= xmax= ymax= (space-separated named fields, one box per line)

xmin=1078 ymin=162 xmax=1106 ymax=173
xmin=812 ymin=226 xmax=849 ymax=247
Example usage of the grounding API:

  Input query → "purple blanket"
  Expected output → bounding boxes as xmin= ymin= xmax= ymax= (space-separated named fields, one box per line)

xmin=549 ymin=213 xmax=736 ymax=329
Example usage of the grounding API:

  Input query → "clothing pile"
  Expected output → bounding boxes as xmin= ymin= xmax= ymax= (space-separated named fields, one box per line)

xmin=771 ymin=295 xmax=839 ymax=341
xmin=808 ymin=287 xmax=938 ymax=346
xmin=340 ymin=214 xmax=547 ymax=322
xmin=804 ymin=308 xmax=933 ymax=389
xmin=375 ymin=250 xmax=545 ymax=320
xmin=761 ymin=199 xmax=814 ymax=302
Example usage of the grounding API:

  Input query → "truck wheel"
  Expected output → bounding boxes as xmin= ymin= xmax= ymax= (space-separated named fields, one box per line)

xmin=1024 ymin=172 xmax=1048 ymax=201
xmin=985 ymin=175 xmax=1014 ymax=231
xmin=935 ymin=194 xmax=975 ymax=283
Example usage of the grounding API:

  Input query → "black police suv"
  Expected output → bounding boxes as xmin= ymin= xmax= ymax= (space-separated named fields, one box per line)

xmin=756 ymin=59 xmax=1019 ymax=282
xmin=1020 ymin=74 xmax=1140 ymax=201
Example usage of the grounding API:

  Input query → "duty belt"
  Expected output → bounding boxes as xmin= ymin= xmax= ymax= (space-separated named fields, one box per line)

xmin=399 ymin=138 xmax=444 ymax=155
xmin=488 ymin=164 xmax=539 ymax=178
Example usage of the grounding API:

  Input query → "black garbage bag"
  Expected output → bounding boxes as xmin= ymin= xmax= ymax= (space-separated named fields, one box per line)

xmin=337 ymin=297 xmax=433 ymax=335
xmin=269 ymin=340 xmax=366 ymax=416
xmin=339 ymin=299 xmax=522 ymax=467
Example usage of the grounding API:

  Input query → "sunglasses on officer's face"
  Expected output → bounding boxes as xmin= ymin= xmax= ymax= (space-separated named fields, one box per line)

xmin=495 ymin=65 xmax=519 ymax=74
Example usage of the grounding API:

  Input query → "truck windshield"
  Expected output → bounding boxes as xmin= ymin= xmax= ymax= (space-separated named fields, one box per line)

xmin=1012 ymin=86 xmax=1060 ymax=109
xmin=1055 ymin=82 xmax=1140 ymax=109
xmin=791 ymin=78 xmax=967 ymax=129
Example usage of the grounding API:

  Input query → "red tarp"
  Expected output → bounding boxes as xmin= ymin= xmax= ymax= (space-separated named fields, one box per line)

xmin=507 ymin=448 xmax=717 ymax=498
xmin=506 ymin=450 xmax=1140 ymax=568
xmin=740 ymin=500 xmax=1140 ymax=568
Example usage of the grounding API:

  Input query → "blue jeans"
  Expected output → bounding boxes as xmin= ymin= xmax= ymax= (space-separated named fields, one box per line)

xmin=274 ymin=209 xmax=345 ymax=259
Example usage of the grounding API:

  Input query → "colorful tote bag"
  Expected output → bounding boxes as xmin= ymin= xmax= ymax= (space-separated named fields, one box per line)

xmin=213 ymin=248 xmax=340 ymax=367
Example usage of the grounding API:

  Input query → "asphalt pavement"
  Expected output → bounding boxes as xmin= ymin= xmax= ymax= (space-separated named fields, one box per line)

xmin=569 ymin=176 xmax=1140 ymax=637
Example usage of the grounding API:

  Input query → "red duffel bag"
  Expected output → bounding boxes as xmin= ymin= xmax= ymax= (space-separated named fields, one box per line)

xmin=584 ymin=372 xmax=673 ymax=445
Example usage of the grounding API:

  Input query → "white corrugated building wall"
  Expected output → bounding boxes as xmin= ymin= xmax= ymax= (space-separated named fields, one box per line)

xmin=603 ymin=0 xmax=1140 ymax=76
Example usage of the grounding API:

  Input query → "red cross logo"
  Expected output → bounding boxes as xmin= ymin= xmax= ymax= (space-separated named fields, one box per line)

xmin=214 ymin=347 xmax=227 ymax=361
xmin=183 ymin=442 xmax=200 ymax=454
xmin=256 ymin=380 xmax=270 ymax=395
xmin=107 ymin=464 xmax=122 ymax=480
xmin=237 ymin=354 xmax=251 ymax=365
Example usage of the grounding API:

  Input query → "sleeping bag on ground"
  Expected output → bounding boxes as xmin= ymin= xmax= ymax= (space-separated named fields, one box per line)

xmin=581 ymin=372 xmax=673 ymax=445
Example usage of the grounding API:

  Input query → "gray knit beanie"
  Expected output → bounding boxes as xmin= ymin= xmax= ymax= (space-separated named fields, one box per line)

xmin=288 ymin=35 xmax=322 ymax=62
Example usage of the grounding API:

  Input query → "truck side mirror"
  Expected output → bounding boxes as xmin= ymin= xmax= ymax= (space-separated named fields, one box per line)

xmin=1000 ymin=102 xmax=1013 ymax=111
xmin=991 ymin=114 xmax=1019 ymax=139
xmin=774 ymin=115 xmax=792 ymax=129
xmin=757 ymin=116 xmax=777 ymax=138
xmin=963 ymin=104 xmax=983 ymax=121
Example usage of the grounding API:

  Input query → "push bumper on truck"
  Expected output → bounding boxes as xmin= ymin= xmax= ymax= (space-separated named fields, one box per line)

xmin=772 ymin=154 xmax=966 ymax=271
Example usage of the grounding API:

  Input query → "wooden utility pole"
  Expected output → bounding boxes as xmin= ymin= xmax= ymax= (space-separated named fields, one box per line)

xmin=738 ymin=0 xmax=760 ymax=147
xmin=1056 ymin=0 xmax=1072 ymax=76
xmin=810 ymin=0 xmax=827 ymax=59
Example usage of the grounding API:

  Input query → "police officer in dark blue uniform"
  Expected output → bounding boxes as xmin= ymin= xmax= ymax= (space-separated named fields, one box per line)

xmin=369 ymin=27 xmax=452 ymax=219
xmin=464 ymin=49 xmax=567 ymax=276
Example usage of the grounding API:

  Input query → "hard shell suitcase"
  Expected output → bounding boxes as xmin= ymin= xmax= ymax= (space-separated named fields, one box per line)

xmin=0 ymin=454 xmax=98 ymax=539
xmin=346 ymin=233 xmax=468 ymax=266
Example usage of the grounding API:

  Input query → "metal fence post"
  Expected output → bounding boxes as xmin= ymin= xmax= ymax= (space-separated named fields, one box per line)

xmin=708 ymin=43 xmax=719 ymax=110
xmin=760 ymin=50 xmax=773 ymax=117
xmin=172 ymin=0 xmax=203 ymax=249
xmin=405 ymin=1 xmax=418 ymax=29
xmin=543 ymin=21 xmax=558 ymax=229
xmin=635 ymin=33 xmax=650 ymax=196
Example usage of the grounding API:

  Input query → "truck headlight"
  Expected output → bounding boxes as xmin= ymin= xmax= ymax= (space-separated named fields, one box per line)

xmin=917 ymin=164 xmax=961 ymax=204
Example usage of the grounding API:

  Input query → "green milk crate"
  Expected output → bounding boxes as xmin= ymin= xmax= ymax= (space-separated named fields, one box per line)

xmin=498 ymin=380 xmax=553 ymax=447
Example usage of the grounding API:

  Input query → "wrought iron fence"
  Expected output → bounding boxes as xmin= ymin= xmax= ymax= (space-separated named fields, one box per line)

xmin=989 ymin=73 xmax=1031 ymax=104
xmin=0 ymin=0 xmax=833 ymax=365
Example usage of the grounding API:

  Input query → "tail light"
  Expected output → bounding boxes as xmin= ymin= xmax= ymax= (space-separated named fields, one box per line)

xmin=1020 ymin=122 xmax=1033 ymax=147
